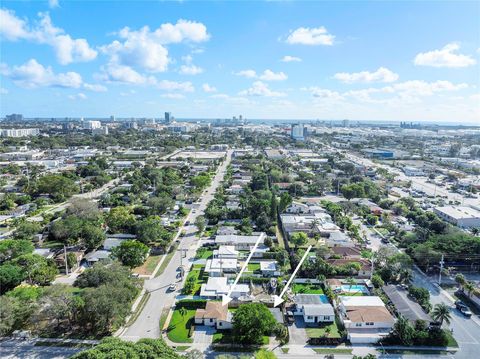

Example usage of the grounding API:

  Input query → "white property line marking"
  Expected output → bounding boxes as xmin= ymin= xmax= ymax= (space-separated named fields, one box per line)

xmin=273 ymin=245 xmax=312 ymax=307
xmin=222 ymin=233 xmax=264 ymax=306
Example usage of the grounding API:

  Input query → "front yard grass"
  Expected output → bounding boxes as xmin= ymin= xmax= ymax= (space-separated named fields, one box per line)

xmin=292 ymin=283 xmax=324 ymax=294
xmin=195 ymin=248 xmax=213 ymax=260
xmin=167 ymin=308 xmax=196 ymax=343
xmin=133 ymin=255 xmax=161 ymax=275
xmin=213 ymin=331 xmax=268 ymax=345
xmin=306 ymin=322 xmax=341 ymax=339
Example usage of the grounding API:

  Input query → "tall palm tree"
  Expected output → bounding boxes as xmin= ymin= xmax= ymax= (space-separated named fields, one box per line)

xmin=432 ymin=303 xmax=451 ymax=326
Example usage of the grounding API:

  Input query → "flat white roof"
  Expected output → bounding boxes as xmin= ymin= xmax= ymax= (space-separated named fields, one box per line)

xmin=340 ymin=296 xmax=385 ymax=307
xmin=435 ymin=206 xmax=480 ymax=220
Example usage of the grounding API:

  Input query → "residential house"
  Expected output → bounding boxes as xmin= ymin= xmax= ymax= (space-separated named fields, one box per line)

xmin=194 ymin=301 xmax=233 ymax=329
xmin=325 ymin=231 xmax=355 ymax=247
xmin=326 ymin=258 xmax=372 ymax=278
xmin=293 ymin=294 xmax=335 ymax=324
xmin=338 ymin=296 xmax=395 ymax=344
xmin=260 ymin=260 xmax=281 ymax=277
xmin=214 ymin=233 xmax=266 ymax=250
xmin=200 ymin=277 xmax=250 ymax=300
xmin=204 ymin=258 xmax=239 ymax=277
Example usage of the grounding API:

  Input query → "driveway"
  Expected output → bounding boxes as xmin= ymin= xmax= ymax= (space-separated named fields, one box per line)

xmin=193 ymin=326 xmax=215 ymax=345
xmin=288 ymin=316 xmax=308 ymax=345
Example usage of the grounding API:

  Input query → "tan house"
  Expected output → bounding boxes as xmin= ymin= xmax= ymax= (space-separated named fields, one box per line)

xmin=194 ymin=302 xmax=233 ymax=329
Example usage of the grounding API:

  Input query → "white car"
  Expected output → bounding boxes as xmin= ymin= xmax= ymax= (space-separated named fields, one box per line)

xmin=168 ymin=283 xmax=177 ymax=292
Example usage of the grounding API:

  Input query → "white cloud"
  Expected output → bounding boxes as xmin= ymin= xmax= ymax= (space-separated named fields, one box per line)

xmin=68 ymin=92 xmax=87 ymax=100
xmin=235 ymin=69 xmax=257 ymax=78
xmin=239 ymin=81 xmax=286 ymax=97
xmin=101 ymin=20 xmax=209 ymax=74
xmin=0 ymin=10 xmax=97 ymax=64
xmin=259 ymin=69 xmax=287 ymax=81
xmin=84 ymin=83 xmax=107 ymax=92
xmin=211 ymin=93 xmax=229 ymax=99
xmin=179 ymin=64 xmax=204 ymax=75
xmin=1 ymin=58 xmax=82 ymax=88
xmin=286 ymin=26 xmax=334 ymax=46
xmin=98 ymin=63 xmax=150 ymax=84
xmin=235 ymin=69 xmax=287 ymax=81
xmin=281 ymin=55 xmax=302 ymax=62
xmin=202 ymin=83 xmax=217 ymax=92
xmin=161 ymin=93 xmax=185 ymax=99
xmin=334 ymin=67 xmax=399 ymax=84
xmin=157 ymin=80 xmax=194 ymax=92
xmin=414 ymin=43 xmax=476 ymax=68
xmin=48 ymin=0 xmax=59 ymax=9
xmin=0 ymin=9 xmax=30 ymax=40
xmin=308 ymin=87 xmax=344 ymax=101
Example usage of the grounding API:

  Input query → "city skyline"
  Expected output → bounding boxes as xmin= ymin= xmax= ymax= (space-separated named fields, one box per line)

xmin=1 ymin=1 xmax=479 ymax=123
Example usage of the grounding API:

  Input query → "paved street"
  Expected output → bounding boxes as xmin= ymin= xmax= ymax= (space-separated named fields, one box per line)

xmin=120 ymin=150 xmax=232 ymax=341
xmin=412 ymin=268 xmax=480 ymax=359
xmin=0 ymin=340 xmax=82 ymax=359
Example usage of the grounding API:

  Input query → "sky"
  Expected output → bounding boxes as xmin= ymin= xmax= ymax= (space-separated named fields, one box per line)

xmin=0 ymin=0 xmax=479 ymax=123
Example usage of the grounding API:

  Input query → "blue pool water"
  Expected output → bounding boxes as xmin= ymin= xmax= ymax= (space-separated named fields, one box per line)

xmin=319 ymin=294 xmax=329 ymax=303
xmin=341 ymin=284 xmax=368 ymax=293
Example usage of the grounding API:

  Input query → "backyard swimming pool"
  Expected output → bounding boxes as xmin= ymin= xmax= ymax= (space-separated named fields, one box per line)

xmin=319 ymin=294 xmax=329 ymax=303
xmin=340 ymin=284 xmax=369 ymax=294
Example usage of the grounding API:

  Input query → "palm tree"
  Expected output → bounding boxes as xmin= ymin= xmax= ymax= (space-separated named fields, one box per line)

xmin=464 ymin=281 xmax=476 ymax=297
xmin=432 ymin=303 xmax=451 ymax=326
xmin=455 ymin=274 xmax=466 ymax=291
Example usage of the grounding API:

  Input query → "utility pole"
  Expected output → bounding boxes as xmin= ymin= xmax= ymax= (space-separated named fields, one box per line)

xmin=438 ymin=254 xmax=445 ymax=285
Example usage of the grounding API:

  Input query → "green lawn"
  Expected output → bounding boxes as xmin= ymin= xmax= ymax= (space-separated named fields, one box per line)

xmin=195 ymin=248 xmax=213 ymax=260
xmin=306 ymin=322 xmax=341 ymax=339
xmin=155 ymin=249 xmax=176 ymax=277
xmin=445 ymin=330 xmax=458 ymax=347
xmin=182 ymin=268 xmax=208 ymax=295
xmin=247 ymin=263 xmax=261 ymax=272
xmin=167 ymin=308 xmax=196 ymax=343
xmin=213 ymin=331 xmax=268 ymax=345
xmin=293 ymin=283 xmax=324 ymax=294
xmin=313 ymin=348 xmax=353 ymax=354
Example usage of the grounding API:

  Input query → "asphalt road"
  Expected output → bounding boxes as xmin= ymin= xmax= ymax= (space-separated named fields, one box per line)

xmin=120 ymin=150 xmax=232 ymax=341
xmin=412 ymin=269 xmax=480 ymax=359
xmin=0 ymin=340 xmax=81 ymax=359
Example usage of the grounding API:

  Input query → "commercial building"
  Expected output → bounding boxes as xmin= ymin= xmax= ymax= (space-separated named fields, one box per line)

xmin=291 ymin=124 xmax=305 ymax=141
xmin=82 ymin=120 xmax=101 ymax=130
xmin=5 ymin=113 xmax=24 ymax=122
xmin=0 ymin=128 xmax=40 ymax=137
xmin=433 ymin=206 xmax=480 ymax=229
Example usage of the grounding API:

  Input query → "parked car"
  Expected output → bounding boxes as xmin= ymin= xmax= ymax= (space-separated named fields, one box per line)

xmin=168 ymin=283 xmax=177 ymax=292
xmin=455 ymin=300 xmax=472 ymax=317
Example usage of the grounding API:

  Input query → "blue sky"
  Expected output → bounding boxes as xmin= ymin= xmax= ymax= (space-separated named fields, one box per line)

xmin=1 ymin=0 xmax=479 ymax=123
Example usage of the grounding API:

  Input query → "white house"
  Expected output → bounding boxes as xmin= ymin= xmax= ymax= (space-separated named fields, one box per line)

xmin=214 ymin=233 xmax=266 ymax=250
xmin=200 ymin=277 xmax=250 ymax=300
xmin=433 ymin=206 xmax=480 ymax=229
xmin=293 ymin=294 xmax=335 ymax=323
xmin=338 ymin=296 xmax=395 ymax=344
xmin=194 ymin=301 xmax=233 ymax=330
xmin=204 ymin=258 xmax=239 ymax=277
xmin=260 ymin=260 xmax=281 ymax=277
xmin=213 ymin=245 xmax=239 ymax=259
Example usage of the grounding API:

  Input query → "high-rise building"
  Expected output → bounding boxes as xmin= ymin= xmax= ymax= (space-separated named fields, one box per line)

xmin=110 ymin=115 xmax=116 ymax=122
xmin=165 ymin=112 xmax=171 ymax=124
xmin=124 ymin=121 xmax=138 ymax=130
xmin=0 ymin=128 xmax=40 ymax=137
xmin=291 ymin=124 xmax=305 ymax=141
xmin=83 ymin=120 xmax=102 ymax=130
xmin=5 ymin=114 xmax=24 ymax=122
xmin=342 ymin=119 xmax=350 ymax=128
